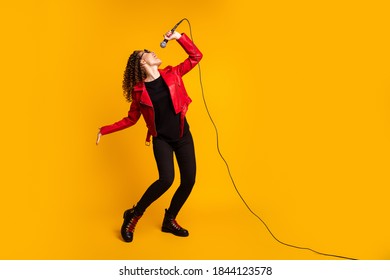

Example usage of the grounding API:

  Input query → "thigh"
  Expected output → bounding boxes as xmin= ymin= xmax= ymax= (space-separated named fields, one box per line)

xmin=174 ymin=132 xmax=196 ymax=182
xmin=153 ymin=137 xmax=175 ymax=181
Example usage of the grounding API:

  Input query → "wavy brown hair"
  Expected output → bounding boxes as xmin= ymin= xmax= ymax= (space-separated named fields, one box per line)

xmin=122 ymin=50 xmax=146 ymax=102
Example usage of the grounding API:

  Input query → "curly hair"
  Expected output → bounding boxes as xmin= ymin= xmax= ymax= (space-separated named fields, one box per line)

xmin=122 ymin=50 xmax=146 ymax=102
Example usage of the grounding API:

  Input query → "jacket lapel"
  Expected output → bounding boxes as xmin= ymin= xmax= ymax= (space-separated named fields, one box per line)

xmin=160 ymin=71 xmax=181 ymax=114
xmin=137 ymin=84 xmax=153 ymax=107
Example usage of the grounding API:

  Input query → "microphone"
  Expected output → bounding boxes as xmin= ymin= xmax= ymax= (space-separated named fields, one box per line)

xmin=160 ymin=19 xmax=184 ymax=48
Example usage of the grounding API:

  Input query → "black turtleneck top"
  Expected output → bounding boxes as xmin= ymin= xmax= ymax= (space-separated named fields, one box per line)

xmin=145 ymin=76 xmax=189 ymax=141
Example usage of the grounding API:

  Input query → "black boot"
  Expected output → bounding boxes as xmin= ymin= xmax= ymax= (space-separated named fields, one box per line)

xmin=161 ymin=209 xmax=189 ymax=237
xmin=121 ymin=206 xmax=143 ymax=242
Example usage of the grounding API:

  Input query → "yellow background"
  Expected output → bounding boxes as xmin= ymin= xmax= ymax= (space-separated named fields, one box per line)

xmin=1 ymin=0 xmax=389 ymax=260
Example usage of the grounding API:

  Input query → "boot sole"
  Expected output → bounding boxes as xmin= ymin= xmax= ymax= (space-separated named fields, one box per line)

xmin=161 ymin=227 xmax=189 ymax=237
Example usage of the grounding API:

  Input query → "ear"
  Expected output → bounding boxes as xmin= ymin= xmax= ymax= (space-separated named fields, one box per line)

xmin=140 ymin=60 xmax=150 ymax=71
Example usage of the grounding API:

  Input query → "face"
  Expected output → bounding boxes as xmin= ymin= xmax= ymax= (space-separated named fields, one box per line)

xmin=139 ymin=49 xmax=162 ymax=67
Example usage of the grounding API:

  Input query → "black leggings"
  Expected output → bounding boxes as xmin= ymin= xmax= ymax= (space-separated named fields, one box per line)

xmin=136 ymin=131 xmax=196 ymax=218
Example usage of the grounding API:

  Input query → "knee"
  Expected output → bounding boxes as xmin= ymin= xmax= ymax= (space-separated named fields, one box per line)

xmin=158 ymin=175 xmax=174 ymax=188
xmin=182 ymin=176 xmax=196 ymax=188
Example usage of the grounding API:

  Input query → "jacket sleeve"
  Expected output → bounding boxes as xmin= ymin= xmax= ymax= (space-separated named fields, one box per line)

xmin=100 ymin=99 xmax=141 ymax=135
xmin=174 ymin=33 xmax=203 ymax=77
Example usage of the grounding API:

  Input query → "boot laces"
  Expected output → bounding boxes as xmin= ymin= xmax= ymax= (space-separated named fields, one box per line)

xmin=171 ymin=219 xmax=182 ymax=230
xmin=126 ymin=214 xmax=141 ymax=233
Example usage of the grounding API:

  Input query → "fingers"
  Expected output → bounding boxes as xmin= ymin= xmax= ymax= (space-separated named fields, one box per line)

xmin=163 ymin=30 xmax=178 ymax=41
xmin=96 ymin=131 xmax=101 ymax=145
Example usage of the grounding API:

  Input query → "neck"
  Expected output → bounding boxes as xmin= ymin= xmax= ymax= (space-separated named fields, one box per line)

xmin=144 ymin=67 xmax=160 ymax=82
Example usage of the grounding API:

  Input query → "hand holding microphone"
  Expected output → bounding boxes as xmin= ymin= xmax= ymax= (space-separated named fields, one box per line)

xmin=160 ymin=19 xmax=184 ymax=48
xmin=160 ymin=30 xmax=182 ymax=48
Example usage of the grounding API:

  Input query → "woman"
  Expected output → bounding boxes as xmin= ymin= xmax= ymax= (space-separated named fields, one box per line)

xmin=96 ymin=30 xmax=203 ymax=243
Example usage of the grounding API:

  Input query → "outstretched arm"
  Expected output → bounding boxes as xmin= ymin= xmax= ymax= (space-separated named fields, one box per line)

xmin=96 ymin=98 xmax=141 ymax=145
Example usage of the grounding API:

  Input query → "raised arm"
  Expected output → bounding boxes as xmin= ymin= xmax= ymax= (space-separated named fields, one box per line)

xmin=164 ymin=30 xmax=203 ymax=76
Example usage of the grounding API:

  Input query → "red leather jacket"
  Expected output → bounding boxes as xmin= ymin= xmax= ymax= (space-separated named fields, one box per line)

xmin=100 ymin=33 xmax=203 ymax=144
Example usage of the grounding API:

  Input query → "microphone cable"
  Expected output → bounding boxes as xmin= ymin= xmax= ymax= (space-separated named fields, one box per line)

xmin=179 ymin=18 xmax=357 ymax=261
